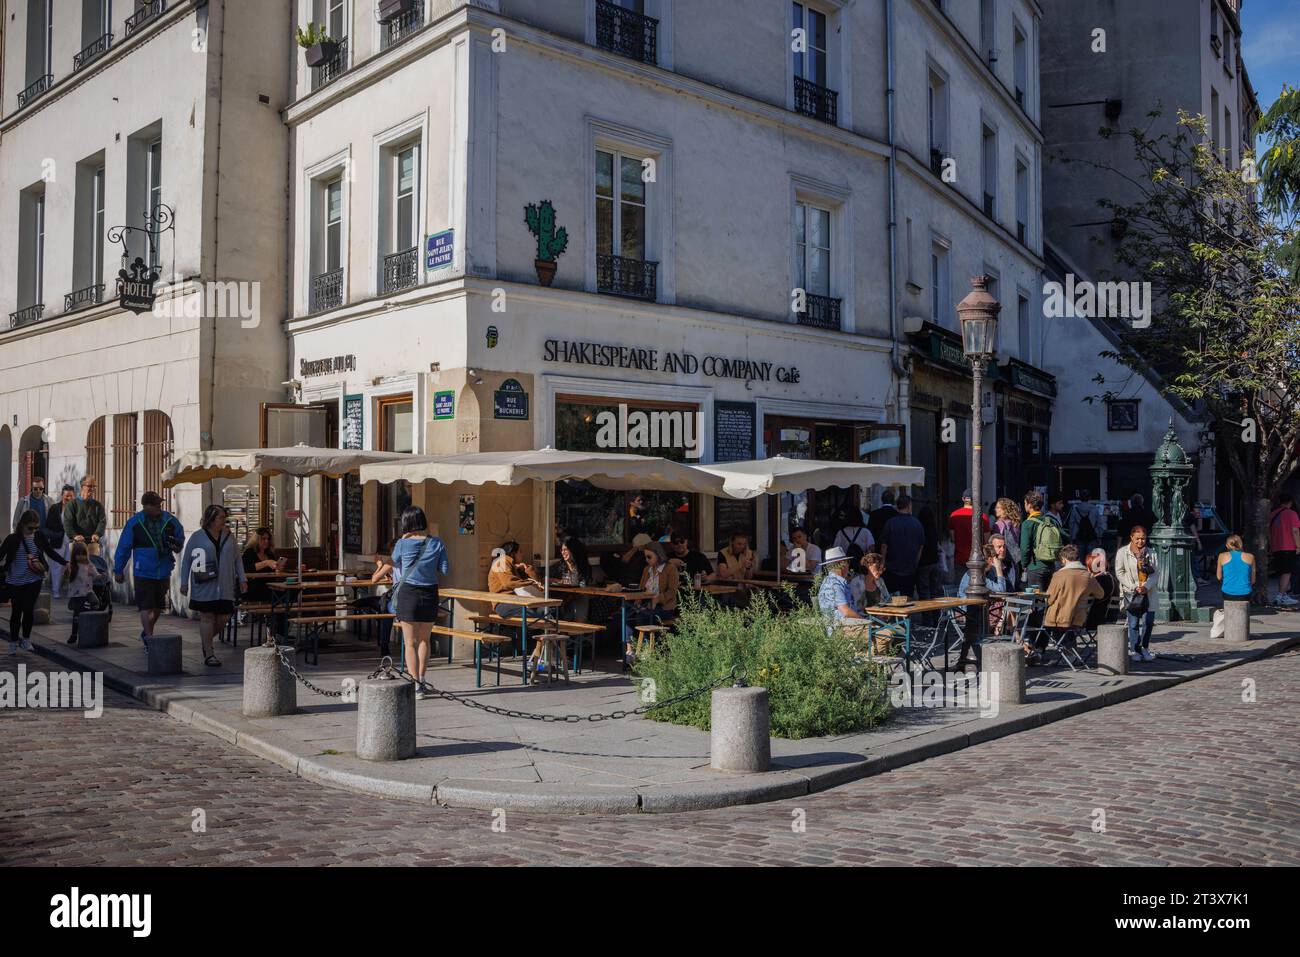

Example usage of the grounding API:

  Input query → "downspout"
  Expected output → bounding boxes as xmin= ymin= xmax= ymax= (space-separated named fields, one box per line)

xmin=885 ymin=0 xmax=909 ymax=448
xmin=205 ymin=0 xmax=228 ymax=454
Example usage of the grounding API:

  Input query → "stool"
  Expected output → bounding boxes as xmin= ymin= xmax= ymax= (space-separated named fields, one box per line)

xmin=634 ymin=624 xmax=669 ymax=658
xmin=528 ymin=632 xmax=570 ymax=686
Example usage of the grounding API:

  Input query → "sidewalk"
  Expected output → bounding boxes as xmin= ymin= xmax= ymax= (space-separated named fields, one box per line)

xmin=20 ymin=603 xmax=1299 ymax=814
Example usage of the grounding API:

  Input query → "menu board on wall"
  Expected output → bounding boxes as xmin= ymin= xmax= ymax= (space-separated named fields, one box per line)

xmin=714 ymin=400 xmax=756 ymax=463
xmin=714 ymin=499 xmax=758 ymax=551
xmin=343 ymin=394 xmax=364 ymax=553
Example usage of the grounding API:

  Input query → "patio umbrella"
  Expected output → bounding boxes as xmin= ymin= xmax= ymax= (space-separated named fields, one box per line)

xmin=359 ymin=448 xmax=729 ymax=598
xmin=692 ymin=456 xmax=926 ymax=581
xmin=162 ymin=446 xmax=416 ymax=576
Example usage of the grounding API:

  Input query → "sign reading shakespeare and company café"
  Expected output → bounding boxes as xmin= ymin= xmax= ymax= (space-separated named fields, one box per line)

xmin=299 ymin=355 xmax=357 ymax=378
xmin=542 ymin=338 xmax=801 ymax=384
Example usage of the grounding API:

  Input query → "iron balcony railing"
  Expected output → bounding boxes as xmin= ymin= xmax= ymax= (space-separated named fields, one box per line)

xmin=9 ymin=304 xmax=45 ymax=329
xmin=125 ymin=0 xmax=166 ymax=38
xmin=312 ymin=37 xmax=349 ymax=90
xmin=311 ymin=269 xmax=344 ymax=312
xmin=597 ymin=253 xmax=658 ymax=301
xmin=74 ymin=33 xmax=114 ymax=71
xmin=64 ymin=284 xmax=105 ymax=313
xmin=381 ymin=1 xmax=424 ymax=50
xmin=983 ymin=192 xmax=996 ymax=218
xmin=796 ymin=293 xmax=841 ymax=331
xmin=595 ymin=0 xmax=658 ymax=65
xmin=930 ymin=147 xmax=944 ymax=175
xmin=381 ymin=247 xmax=419 ymax=293
xmin=794 ymin=75 xmax=838 ymax=125
xmin=17 ymin=74 xmax=53 ymax=108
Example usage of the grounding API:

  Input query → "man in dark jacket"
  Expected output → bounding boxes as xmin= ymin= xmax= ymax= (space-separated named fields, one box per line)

xmin=867 ymin=489 xmax=900 ymax=543
xmin=43 ymin=485 xmax=77 ymax=597
xmin=63 ymin=476 xmax=107 ymax=548
xmin=113 ymin=491 xmax=184 ymax=643
xmin=12 ymin=476 xmax=55 ymax=531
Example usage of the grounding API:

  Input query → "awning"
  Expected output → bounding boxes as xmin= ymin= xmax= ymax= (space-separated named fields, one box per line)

xmin=691 ymin=456 xmax=924 ymax=500
xmin=161 ymin=447 xmax=415 ymax=487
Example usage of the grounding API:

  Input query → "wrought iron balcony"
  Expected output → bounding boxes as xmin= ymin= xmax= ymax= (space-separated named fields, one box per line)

xmin=381 ymin=247 xmax=419 ymax=294
xmin=983 ymin=192 xmax=996 ymax=218
xmin=312 ymin=37 xmax=349 ymax=91
xmin=9 ymin=304 xmax=45 ymax=329
xmin=125 ymin=0 xmax=166 ymax=38
xmin=597 ymin=253 xmax=658 ymax=301
xmin=381 ymin=0 xmax=424 ymax=50
xmin=794 ymin=75 xmax=838 ymax=125
xmin=930 ymin=147 xmax=944 ymax=175
xmin=74 ymin=33 xmax=114 ymax=71
xmin=595 ymin=0 xmax=658 ymax=65
xmin=311 ymin=269 xmax=344 ymax=312
xmin=17 ymin=74 xmax=53 ymax=108
xmin=64 ymin=284 xmax=105 ymax=313
xmin=795 ymin=293 xmax=841 ymax=331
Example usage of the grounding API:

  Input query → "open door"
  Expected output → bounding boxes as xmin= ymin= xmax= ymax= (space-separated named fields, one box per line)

xmin=260 ymin=402 xmax=339 ymax=568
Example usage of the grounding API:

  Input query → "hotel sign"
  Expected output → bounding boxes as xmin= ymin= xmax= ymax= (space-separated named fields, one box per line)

xmin=543 ymin=338 xmax=801 ymax=384
xmin=117 ymin=257 xmax=159 ymax=314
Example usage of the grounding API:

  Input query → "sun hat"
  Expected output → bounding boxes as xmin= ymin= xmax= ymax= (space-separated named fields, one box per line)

xmin=818 ymin=546 xmax=852 ymax=567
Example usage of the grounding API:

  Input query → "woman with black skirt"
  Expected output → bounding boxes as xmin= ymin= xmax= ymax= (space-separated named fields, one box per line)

xmin=389 ymin=506 xmax=449 ymax=698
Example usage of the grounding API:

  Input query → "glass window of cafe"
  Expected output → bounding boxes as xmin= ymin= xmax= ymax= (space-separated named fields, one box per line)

xmin=261 ymin=403 xmax=335 ymax=558
xmin=376 ymin=395 xmax=413 ymax=550
xmin=764 ymin=417 xmax=905 ymax=563
xmin=554 ymin=395 xmax=699 ymax=552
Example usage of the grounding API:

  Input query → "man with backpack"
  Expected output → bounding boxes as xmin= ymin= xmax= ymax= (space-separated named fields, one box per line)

xmin=1020 ymin=489 xmax=1064 ymax=593
xmin=113 ymin=491 xmax=185 ymax=644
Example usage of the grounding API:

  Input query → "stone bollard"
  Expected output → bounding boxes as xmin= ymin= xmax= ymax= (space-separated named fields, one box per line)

xmin=710 ymin=686 xmax=771 ymax=773
xmin=75 ymin=610 xmax=110 ymax=649
xmin=145 ymin=633 xmax=183 ymax=675
xmin=356 ymin=677 xmax=416 ymax=761
xmin=242 ymin=645 xmax=297 ymax=717
xmin=1096 ymin=624 xmax=1129 ymax=674
xmin=34 ymin=590 xmax=51 ymax=625
xmin=1223 ymin=601 xmax=1251 ymax=642
xmin=980 ymin=642 xmax=1025 ymax=705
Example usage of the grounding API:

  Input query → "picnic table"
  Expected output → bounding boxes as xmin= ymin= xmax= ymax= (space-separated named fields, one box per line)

xmin=549 ymin=585 xmax=654 ymax=662
xmin=440 ymin=588 xmax=562 ymax=686
xmin=845 ymin=596 xmax=989 ymax=673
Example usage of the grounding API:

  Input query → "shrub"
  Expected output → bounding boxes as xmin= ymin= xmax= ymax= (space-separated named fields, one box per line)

xmin=632 ymin=584 xmax=893 ymax=739
xmin=295 ymin=23 xmax=331 ymax=48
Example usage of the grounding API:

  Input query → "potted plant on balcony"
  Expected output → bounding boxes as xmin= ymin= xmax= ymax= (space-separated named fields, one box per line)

xmin=378 ymin=0 xmax=417 ymax=23
xmin=296 ymin=23 xmax=337 ymax=68
xmin=524 ymin=200 xmax=569 ymax=287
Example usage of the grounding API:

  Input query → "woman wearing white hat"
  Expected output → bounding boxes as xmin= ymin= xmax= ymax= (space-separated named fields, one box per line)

xmin=816 ymin=547 xmax=866 ymax=626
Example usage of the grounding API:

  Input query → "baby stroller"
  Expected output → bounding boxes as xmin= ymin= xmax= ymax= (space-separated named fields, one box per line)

xmin=85 ymin=553 xmax=114 ymax=623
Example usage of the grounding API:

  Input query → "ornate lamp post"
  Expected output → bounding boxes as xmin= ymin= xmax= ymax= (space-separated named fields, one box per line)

xmin=955 ymin=277 xmax=1001 ymax=668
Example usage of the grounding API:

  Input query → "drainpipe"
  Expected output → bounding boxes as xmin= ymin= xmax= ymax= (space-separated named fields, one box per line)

xmin=885 ymin=0 xmax=909 ymax=446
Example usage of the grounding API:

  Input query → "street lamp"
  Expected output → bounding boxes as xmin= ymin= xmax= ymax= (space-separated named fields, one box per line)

xmin=955 ymin=276 xmax=1001 ymax=669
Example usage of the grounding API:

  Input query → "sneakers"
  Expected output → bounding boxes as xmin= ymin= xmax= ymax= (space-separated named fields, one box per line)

xmin=1130 ymin=651 xmax=1143 ymax=662
xmin=19 ymin=639 xmax=33 ymax=652
xmin=1275 ymin=593 xmax=1298 ymax=607
xmin=1140 ymin=648 xmax=1157 ymax=662
xmin=7 ymin=641 xmax=17 ymax=655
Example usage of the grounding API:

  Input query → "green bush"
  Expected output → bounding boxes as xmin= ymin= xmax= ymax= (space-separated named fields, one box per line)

xmin=632 ymin=584 xmax=893 ymax=739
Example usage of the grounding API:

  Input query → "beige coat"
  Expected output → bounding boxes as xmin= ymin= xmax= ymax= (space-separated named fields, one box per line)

xmin=1045 ymin=562 xmax=1105 ymax=628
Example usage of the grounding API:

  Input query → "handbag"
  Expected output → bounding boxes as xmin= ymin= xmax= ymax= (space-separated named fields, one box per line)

xmin=1126 ymin=591 xmax=1150 ymax=616
xmin=388 ymin=537 xmax=429 ymax=609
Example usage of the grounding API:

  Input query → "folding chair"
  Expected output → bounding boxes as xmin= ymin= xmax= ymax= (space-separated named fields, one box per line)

xmin=1003 ymin=595 xmax=1047 ymax=653
xmin=1043 ymin=626 xmax=1086 ymax=671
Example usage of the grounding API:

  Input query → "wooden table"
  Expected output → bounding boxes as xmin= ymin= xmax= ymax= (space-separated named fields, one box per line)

xmin=848 ymin=596 xmax=989 ymax=672
xmin=440 ymin=588 xmax=563 ymax=685
xmin=549 ymin=585 xmax=653 ymax=662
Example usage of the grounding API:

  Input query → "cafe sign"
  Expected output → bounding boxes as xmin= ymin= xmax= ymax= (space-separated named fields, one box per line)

xmin=543 ymin=337 xmax=801 ymax=384
xmin=300 ymin=355 xmax=357 ymax=378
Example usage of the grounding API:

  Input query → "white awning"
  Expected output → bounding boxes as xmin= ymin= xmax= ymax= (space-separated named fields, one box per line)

xmin=691 ymin=456 xmax=924 ymax=499
xmin=162 ymin=447 xmax=415 ymax=487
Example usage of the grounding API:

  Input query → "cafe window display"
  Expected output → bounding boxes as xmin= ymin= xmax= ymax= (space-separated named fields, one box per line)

xmin=554 ymin=397 xmax=698 ymax=550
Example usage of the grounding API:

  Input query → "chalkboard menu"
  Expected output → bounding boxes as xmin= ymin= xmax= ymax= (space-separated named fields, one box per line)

xmin=343 ymin=394 xmax=364 ymax=553
xmin=714 ymin=400 xmax=756 ymax=463
xmin=714 ymin=498 xmax=757 ymax=550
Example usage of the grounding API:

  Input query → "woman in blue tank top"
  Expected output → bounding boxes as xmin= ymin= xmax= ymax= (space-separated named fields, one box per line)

xmin=1216 ymin=534 xmax=1255 ymax=602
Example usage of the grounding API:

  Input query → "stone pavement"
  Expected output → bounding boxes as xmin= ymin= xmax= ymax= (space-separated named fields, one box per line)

xmin=14 ymin=600 xmax=1300 ymax=814
xmin=3 ymin=646 xmax=1296 ymax=865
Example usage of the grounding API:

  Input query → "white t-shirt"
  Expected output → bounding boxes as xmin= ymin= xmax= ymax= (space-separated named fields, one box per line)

xmin=833 ymin=526 xmax=875 ymax=554
xmin=787 ymin=543 xmax=822 ymax=571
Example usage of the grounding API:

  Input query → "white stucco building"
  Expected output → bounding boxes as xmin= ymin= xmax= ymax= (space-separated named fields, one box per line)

xmin=0 ymin=0 xmax=290 ymax=598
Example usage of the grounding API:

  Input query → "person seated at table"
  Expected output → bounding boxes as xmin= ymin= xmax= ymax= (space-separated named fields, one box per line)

xmin=957 ymin=535 xmax=1016 ymax=638
xmin=1084 ymin=547 xmax=1117 ymax=631
xmin=488 ymin=540 xmax=540 ymax=616
xmin=817 ymin=547 xmax=866 ymax=631
xmin=851 ymin=551 xmax=891 ymax=612
xmin=241 ymin=526 xmax=286 ymax=604
xmin=1033 ymin=544 xmax=1104 ymax=664
xmin=715 ymin=531 xmax=757 ymax=583
xmin=668 ymin=533 xmax=713 ymax=582
xmin=624 ymin=541 xmax=680 ymax=667
xmin=599 ymin=533 xmax=652 ymax=587
xmin=546 ymin=536 xmax=592 ymax=624
xmin=781 ymin=526 xmax=822 ymax=573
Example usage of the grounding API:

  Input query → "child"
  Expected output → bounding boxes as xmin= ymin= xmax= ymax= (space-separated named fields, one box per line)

xmin=65 ymin=541 xmax=108 ymax=645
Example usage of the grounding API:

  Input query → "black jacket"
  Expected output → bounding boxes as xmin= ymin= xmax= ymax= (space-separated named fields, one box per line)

xmin=0 ymin=530 xmax=68 ymax=577
xmin=44 ymin=502 xmax=68 ymax=549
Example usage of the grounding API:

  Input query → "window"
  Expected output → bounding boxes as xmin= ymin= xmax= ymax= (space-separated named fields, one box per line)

xmin=70 ymin=158 xmax=107 ymax=310
xmin=596 ymin=147 xmax=657 ymax=299
xmin=324 ymin=0 xmax=346 ymax=38
xmin=794 ymin=200 xmax=838 ymax=329
xmin=982 ymin=123 xmax=998 ymax=219
xmin=1013 ymin=21 xmax=1027 ymax=107
xmin=927 ymin=68 xmax=949 ymax=170
xmin=20 ymin=0 xmax=54 ymax=106
xmin=983 ymin=268 xmax=1001 ymax=352
xmin=792 ymin=2 xmax=837 ymax=124
xmin=326 ymin=179 xmax=343 ymax=271
xmin=930 ymin=237 xmax=950 ymax=328
xmin=1210 ymin=87 xmax=1221 ymax=154
xmin=76 ymin=0 xmax=114 ymax=70
xmin=1210 ymin=1 xmax=1221 ymax=55
xmin=595 ymin=0 xmax=658 ymax=65
xmin=905 ymin=217 xmax=917 ymax=285
xmin=380 ymin=141 xmax=420 ymax=294
xmin=980 ymin=0 xmax=995 ymax=65
xmin=12 ymin=185 xmax=47 ymax=326
xmin=126 ymin=125 xmax=163 ymax=270
xmin=311 ymin=175 xmax=345 ymax=311
xmin=147 ymin=138 xmax=162 ymax=269
xmin=310 ymin=0 xmax=349 ymax=89
xmin=1015 ymin=154 xmax=1029 ymax=243
xmin=1017 ymin=292 xmax=1031 ymax=361
xmin=1224 ymin=104 xmax=1232 ymax=164
xmin=376 ymin=395 xmax=413 ymax=548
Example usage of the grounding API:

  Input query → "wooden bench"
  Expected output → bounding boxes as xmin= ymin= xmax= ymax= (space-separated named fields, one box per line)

xmin=467 ymin=614 xmax=604 ymax=672
xmin=226 ymin=602 xmax=278 ymax=648
xmin=429 ymin=624 xmax=514 ymax=687
xmin=289 ymin=613 xmax=394 ymax=665
xmin=633 ymin=624 xmax=669 ymax=658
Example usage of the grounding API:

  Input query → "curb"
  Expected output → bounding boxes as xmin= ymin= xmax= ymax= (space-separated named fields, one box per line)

xmin=26 ymin=629 xmax=1300 ymax=815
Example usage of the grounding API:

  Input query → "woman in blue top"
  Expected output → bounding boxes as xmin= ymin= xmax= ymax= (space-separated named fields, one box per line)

xmin=1216 ymin=534 xmax=1255 ymax=604
xmin=389 ymin=506 xmax=449 ymax=697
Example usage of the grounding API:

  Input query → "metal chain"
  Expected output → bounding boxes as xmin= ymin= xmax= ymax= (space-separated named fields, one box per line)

xmin=272 ymin=646 xmax=393 ymax=698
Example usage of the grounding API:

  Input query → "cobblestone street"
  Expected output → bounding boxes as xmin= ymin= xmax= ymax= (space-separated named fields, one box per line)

xmin=3 ymin=645 xmax=1296 ymax=866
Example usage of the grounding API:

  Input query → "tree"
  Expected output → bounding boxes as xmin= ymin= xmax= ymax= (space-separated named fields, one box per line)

xmin=1069 ymin=110 xmax=1300 ymax=601
xmin=1257 ymin=84 xmax=1300 ymax=278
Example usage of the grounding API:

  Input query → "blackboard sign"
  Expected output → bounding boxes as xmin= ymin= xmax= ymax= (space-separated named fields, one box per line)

xmin=344 ymin=473 xmax=364 ymax=554
xmin=714 ymin=400 xmax=756 ymax=463
xmin=714 ymin=498 xmax=757 ymax=550
xmin=342 ymin=394 xmax=364 ymax=450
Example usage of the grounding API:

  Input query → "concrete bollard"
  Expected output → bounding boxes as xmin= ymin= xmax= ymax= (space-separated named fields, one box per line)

xmin=34 ymin=590 xmax=51 ymax=625
xmin=75 ymin=610 xmax=110 ymax=649
xmin=356 ymin=677 xmax=416 ymax=761
xmin=145 ymin=633 xmax=183 ymax=675
xmin=980 ymin=642 xmax=1025 ymax=705
xmin=1223 ymin=601 xmax=1251 ymax=642
xmin=710 ymin=686 xmax=771 ymax=773
xmin=242 ymin=645 xmax=297 ymax=717
xmin=1096 ymin=624 xmax=1130 ymax=675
